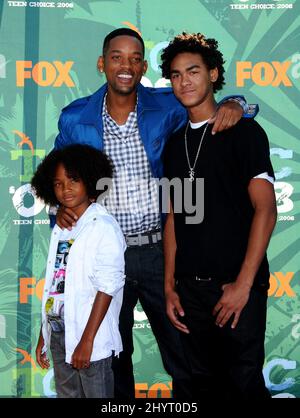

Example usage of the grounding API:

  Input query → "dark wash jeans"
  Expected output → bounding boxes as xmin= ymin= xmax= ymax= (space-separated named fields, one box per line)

xmin=50 ymin=330 xmax=114 ymax=398
xmin=112 ymin=241 xmax=191 ymax=398
xmin=177 ymin=276 xmax=271 ymax=400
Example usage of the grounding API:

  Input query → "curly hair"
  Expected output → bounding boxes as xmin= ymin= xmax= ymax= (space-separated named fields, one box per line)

xmin=160 ymin=32 xmax=225 ymax=92
xmin=31 ymin=144 xmax=113 ymax=206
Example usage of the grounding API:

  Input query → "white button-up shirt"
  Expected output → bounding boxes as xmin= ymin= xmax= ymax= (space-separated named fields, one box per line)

xmin=41 ymin=203 xmax=126 ymax=363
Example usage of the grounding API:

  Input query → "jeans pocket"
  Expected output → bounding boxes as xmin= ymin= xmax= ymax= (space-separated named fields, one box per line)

xmin=151 ymin=241 xmax=163 ymax=254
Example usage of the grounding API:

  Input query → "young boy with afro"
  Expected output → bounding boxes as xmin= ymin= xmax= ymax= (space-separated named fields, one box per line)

xmin=32 ymin=144 xmax=126 ymax=398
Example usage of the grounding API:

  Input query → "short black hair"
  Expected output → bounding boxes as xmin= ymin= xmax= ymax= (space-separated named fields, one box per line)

xmin=160 ymin=32 xmax=225 ymax=92
xmin=31 ymin=144 xmax=113 ymax=206
xmin=102 ymin=27 xmax=145 ymax=57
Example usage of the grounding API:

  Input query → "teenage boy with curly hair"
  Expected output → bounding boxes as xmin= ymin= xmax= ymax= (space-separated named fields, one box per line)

xmin=161 ymin=33 xmax=277 ymax=399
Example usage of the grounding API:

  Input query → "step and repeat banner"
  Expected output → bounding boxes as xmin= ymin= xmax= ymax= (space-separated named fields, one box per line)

xmin=0 ymin=0 xmax=299 ymax=398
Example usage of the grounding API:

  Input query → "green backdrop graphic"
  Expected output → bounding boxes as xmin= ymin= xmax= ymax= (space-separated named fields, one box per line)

xmin=0 ymin=0 xmax=299 ymax=398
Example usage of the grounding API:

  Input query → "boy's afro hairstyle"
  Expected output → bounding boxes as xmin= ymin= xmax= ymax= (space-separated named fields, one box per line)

xmin=160 ymin=32 xmax=225 ymax=92
xmin=31 ymin=144 xmax=113 ymax=206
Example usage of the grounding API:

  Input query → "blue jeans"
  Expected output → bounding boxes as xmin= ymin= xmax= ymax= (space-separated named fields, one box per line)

xmin=112 ymin=241 xmax=191 ymax=398
xmin=50 ymin=330 xmax=114 ymax=398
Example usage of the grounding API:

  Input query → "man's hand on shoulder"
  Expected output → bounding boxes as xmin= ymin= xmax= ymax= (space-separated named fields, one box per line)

xmin=56 ymin=206 xmax=78 ymax=230
xmin=209 ymin=101 xmax=243 ymax=135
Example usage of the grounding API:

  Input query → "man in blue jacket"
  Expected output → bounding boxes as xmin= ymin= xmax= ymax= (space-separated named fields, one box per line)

xmin=55 ymin=28 xmax=258 ymax=398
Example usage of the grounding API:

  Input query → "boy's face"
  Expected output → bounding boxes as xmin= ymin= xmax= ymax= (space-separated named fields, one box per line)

xmin=53 ymin=164 xmax=91 ymax=218
xmin=97 ymin=35 xmax=148 ymax=96
xmin=169 ymin=52 xmax=218 ymax=109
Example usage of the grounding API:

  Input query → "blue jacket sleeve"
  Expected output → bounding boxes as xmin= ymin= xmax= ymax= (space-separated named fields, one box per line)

xmin=218 ymin=95 xmax=259 ymax=118
xmin=54 ymin=113 xmax=69 ymax=150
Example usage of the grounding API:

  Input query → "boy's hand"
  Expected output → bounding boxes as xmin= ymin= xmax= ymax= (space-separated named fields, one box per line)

xmin=36 ymin=333 xmax=50 ymax=369
xmin=71 ymin=340 xmax=93 ymax=369
xmin=209 ymin=101 xmax=243 ymax=135
xmin=165 ymin=289 xmax=189 ymax=334
xmin=212 ymin=282 xmax=250 ymax=329
xmin=56 ymin=206 xmax=78 ymax=230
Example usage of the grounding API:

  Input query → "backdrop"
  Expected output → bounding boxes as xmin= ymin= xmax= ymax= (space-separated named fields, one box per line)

xmin=0 ymin=0 xmax=299 ymax=398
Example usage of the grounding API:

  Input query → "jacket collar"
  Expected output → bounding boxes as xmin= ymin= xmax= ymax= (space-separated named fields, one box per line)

xmin=53 ymin=204 xmax=109 ymax=238
xmin=79 ymin=83 xmax=162 ymax=126
xmin=136 ymin=83 xmax=163 ymax=112
xmin=79 ymin=84 xmax=107 ymax=125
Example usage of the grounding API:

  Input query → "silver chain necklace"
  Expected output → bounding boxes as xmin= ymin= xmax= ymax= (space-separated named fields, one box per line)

xmin=184 ymin=121 xmax=209 ymax=182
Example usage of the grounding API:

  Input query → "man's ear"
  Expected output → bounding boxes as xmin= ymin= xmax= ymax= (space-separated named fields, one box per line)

xmin=143 ymin=60 xmax=148 ymax=76
xmin=210 ymin=67 xmax=218 ymax=83
xmin=97 ymin=56 xmax=104 ymax=73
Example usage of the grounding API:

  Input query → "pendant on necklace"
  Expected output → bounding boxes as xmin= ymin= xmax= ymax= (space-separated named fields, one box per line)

xmin=189 ymin=169 xmax=195 ymax=182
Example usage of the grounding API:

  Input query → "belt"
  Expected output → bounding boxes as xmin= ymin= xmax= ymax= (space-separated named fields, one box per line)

xmin=176 ymin=274 xmax=227 ymax=282
xmin=125 ymin=230 xmax=162 ymax=247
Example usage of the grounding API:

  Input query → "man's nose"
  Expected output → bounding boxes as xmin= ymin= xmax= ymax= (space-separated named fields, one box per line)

xmin=181 ymin=73 xmax=191 ymax=86
xmin=120 ymin=56 xmax=131 ymax=68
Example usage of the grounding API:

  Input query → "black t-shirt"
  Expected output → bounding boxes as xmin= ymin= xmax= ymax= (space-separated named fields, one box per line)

xmin=164 ymin=118 xmax=274 ymax=286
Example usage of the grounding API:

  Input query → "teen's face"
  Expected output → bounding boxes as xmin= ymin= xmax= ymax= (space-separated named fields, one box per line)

xmin=169 ymin=52 xmax=218 ymax=109
xmin=53 ymin=164 xmax=90 ymax=217
xmin=98 ymin=35 xmax=148 ymax=96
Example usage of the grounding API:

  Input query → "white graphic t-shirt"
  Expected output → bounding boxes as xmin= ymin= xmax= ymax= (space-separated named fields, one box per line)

xmin=46 ymin=228 xmax=75 ymax=332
